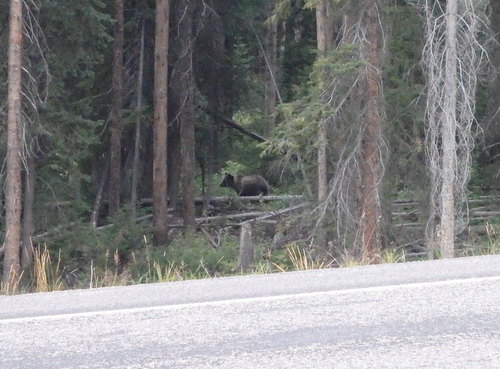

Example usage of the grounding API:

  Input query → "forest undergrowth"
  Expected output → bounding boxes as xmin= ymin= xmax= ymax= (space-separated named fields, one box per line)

xmin=1 ymin=221 xmax=499 ymax=295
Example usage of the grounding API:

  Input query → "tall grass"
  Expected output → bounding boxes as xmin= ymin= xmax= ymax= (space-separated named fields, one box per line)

xmin=461 ymin=222 xmax=500 ymax=257
xmin=33 ymin=245 xmax=64 ymax=293
xmin=485 ymin=222 xmax=500 ymax=254
xmin=0 ymin=269 xmax=22 ymax=295
xmin=272 ymin=243 xmax=325 ymax=271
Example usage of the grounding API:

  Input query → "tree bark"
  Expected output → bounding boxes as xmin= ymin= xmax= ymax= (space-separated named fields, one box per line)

xmin=109 ymin=0 xmax=124 ymax=217
xmin=358 ymin=0 xmax=384 ymax=262
xmin=153 ymin=0 xmax=170 ymax=246
xmin=131 ymin=21 xmax=145 ymax=219
xmin=315 ymin=0 xmax=335 ymax=252
xmin=440 ymin=0 xmax=458 ymax=258
xmin=315 ymin=0 xmax=334 ymax=206
xmin=3 ymin=0 xmax=23 ymax=289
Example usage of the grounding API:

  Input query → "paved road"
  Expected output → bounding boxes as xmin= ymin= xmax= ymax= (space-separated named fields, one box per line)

xmin=1 ymin=255 xmax=499 ymax=368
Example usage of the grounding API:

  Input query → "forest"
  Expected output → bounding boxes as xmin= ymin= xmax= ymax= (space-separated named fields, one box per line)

xmin=1 ymin=0 xmax=499 ymax=293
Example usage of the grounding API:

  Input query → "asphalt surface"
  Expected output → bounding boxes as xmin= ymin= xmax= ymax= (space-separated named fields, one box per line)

xmin=1 ymin=255 xmax=499 ymax=368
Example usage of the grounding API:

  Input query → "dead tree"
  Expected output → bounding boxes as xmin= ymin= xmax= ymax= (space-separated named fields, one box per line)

xmin=422 ymin=0 xmax=488 ymax=257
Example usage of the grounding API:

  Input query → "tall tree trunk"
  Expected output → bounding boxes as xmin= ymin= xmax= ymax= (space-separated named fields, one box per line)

xmin=358 ymin=0 xmax=384 ymax=261
xmin=153 ymin=0 xmax=170 ymax=246
xmin=315 ymin=0 xmax=334 ymax=205
xmin=440 ymin=0 xmax=458 ymax=258
xmin=315 ymin=0 xmax=335 ymax=252
xmin=131 ymin=21 xmax=145 ymax=219
xmin=175 ymin=0 xmax=195 ymax=228
xmin=422 ymin=0 xmax=485 ymax=258
xmin=109 ymin=0 xmax=124 ymax=217
xmin=3 ymin=0 xmax=23 ymax=289
xmin=21 ymin=153 xmax=36 ymax=270
xmin=264 ymin=0 xmax=278 ymax=134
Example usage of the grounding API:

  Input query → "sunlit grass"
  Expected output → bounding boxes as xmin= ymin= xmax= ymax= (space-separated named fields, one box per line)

xmin=334 ymin=248 xmax=406 ymax=268
xmin=33 ymin=245 xmax=64 ymax=293
xmin=271 ymin=243 xmax=325 ymax=271
xmin=381 ymin=248 xmax=406 ymax=263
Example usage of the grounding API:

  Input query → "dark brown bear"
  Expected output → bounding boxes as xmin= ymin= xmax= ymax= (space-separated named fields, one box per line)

xmin=220 ymin=173 xmax=269 ymax=196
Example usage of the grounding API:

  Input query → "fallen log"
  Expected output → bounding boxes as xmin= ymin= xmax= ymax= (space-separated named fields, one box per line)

xmin=238 ymin=202 xmax=310 ymax=226
xmin=196 ymin=211 xmax=266 ymax=224
xmin=140 ymin=195 xmax=304 ymax=206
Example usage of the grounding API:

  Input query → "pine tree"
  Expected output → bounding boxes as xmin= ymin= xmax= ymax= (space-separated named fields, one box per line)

xmin=153 ymin=0 xmax=170 ymax=246
xmin=3 ymin=0 xmax=23 ymax=290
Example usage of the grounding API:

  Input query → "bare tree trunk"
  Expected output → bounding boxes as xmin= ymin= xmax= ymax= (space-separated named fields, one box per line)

xmin=358 ymin=0 xmax=384 ymax=262
xmin=174 ymin=0 xmax=195 ymax=228
xmin=21 ymin=153 xmax=36 ymax=270
xmin=315 ymin=0 xmax=335 ymax=252
xmin=315 ymin=0 xmax=334 ymax=206
xmin=422 ymin=0 xmax=486 ymax=258
xmin=264 ymin=0 xmax=278 ymax=134
xmin=131 ymin=21 xmax=145 ymax=219
xmin=109 ymin=0 xmax=124 ymax=217
xmin=440 ymin=0 xmax=458 ymax=258
xmin=153 ymin=0 xmax=170 ymax=246
xmin=3 ymin=0 xmax=23 ymax=289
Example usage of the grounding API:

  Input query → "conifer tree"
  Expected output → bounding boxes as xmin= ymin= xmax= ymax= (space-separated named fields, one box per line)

xmin=153 ymin=0 xmax=170 ymax=246
xmin=3 ymin=0 xmax=23 ymax=290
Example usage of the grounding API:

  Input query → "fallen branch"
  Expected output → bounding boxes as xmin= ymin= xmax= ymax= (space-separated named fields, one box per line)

xmin=471 ymin=211 xmax=500 ymax=217
xmin=196 ymin=211 xmax=266 ymax=224
xmin=140 ymin=195 xmax=304 ymax=206
xmin=239 ymin=202 xmax=310 ymax=226
xmin=206 ymin=110 xmax=268 ymax=143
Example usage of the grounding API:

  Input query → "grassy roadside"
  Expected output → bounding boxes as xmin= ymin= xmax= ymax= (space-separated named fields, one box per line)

xmin=1 ymin=222 xmax=499 ymax=295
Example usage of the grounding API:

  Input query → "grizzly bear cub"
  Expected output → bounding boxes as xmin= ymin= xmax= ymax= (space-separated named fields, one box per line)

xmin=220 ymin=173 xmax=269 ymax=196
